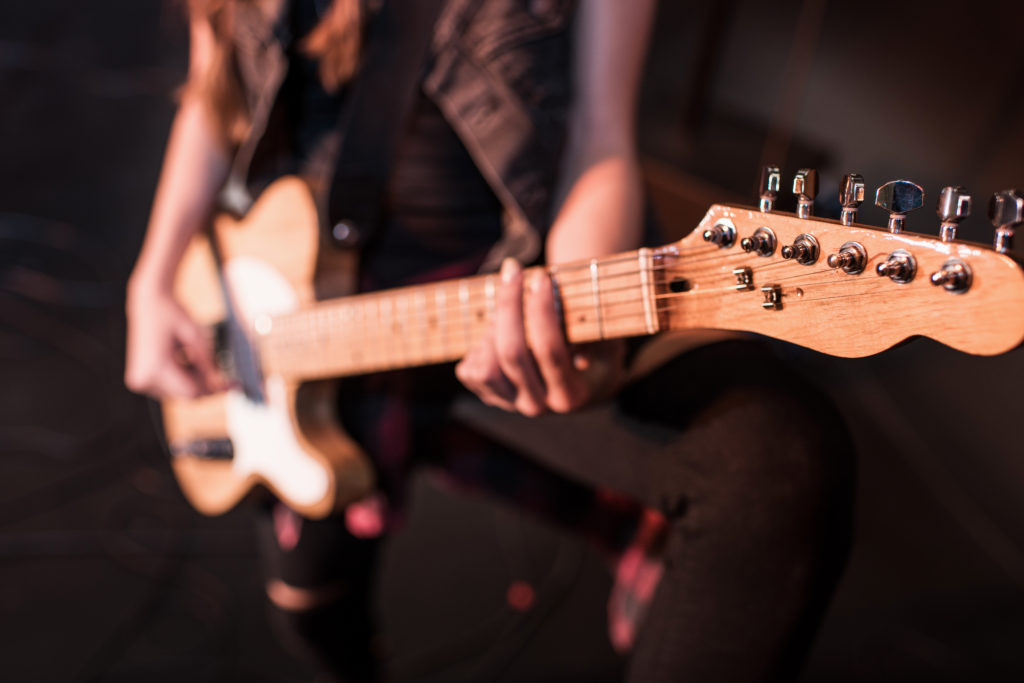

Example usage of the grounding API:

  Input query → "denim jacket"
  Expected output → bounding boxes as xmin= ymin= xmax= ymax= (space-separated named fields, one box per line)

xmin=227 ymin=0 xmax=577 ymax=267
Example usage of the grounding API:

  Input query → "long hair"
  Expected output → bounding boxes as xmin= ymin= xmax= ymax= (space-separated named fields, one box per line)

xmin=185 ymin=0 xmax=363 ymax=145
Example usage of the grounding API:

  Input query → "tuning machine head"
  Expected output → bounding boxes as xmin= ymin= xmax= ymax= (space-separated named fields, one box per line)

xmin=875 ymin=180 xmax=924 ymax=233
xmin=792 ymin=169 xmax=818 ymax=218
xmin=759 ymin=165 xmax=781 ymax=212
xmin=936 ymin=186 xmax=971 ymax=242
xmin=839 ymin=173 xmax=866 ymax=226
xmin=989 ymin=189 xmax=1024 ymax=254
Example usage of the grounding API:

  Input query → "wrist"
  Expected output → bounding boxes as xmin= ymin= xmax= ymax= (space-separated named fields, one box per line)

xmin=126 ymin=267 xmax=175 ymax=307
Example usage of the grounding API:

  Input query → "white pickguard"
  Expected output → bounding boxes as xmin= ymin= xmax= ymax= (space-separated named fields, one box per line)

xmin=221 ymin=257 xmax=330 ymax=507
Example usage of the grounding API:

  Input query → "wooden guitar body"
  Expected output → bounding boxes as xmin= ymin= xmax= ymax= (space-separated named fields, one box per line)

xmin=163 ymin=177 xmax=375 ymax=519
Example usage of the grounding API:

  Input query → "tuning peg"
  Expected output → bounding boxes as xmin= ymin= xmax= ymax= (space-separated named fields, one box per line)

xmin=936 ymin=186 xmax=971 ymax=242
xmin=989 ymin=189 xmax=1024 ymax=254
xmin=875 ymin=180 xmax=924 ymax=233
xmin=792 ymin=169 xmax=818 ymax=218
xmin=759 ymin=165 xmax=781 ymax=212
xmin=839 ymin=173 xmax=866 ymax=226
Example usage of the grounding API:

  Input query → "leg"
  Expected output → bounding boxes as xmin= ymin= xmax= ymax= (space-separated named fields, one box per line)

xmin=619 ymin=345 xmax=854 ymax=681
xmin=255 ymin=503 xmax=381 ymax=683
xmin=453 ymin=340 xmax=855 ymax=682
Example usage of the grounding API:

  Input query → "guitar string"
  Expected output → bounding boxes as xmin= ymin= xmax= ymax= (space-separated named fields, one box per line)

xmin=261 ymin=266 xmax=882 ymax=349
xmin=265 ymin=258 xmax=885 ymax=339
xmin=262 ymin=281 xmax=910 ymax=375
xmin=259 ymin=251 xmax=909 ymax=357
xmin=266 ymin=270 xmax=862 ymax=344
xmin=264 ymin=274 xmax=876 ymax=357
xmin=266 ymin=257 xmax=797 ymax=331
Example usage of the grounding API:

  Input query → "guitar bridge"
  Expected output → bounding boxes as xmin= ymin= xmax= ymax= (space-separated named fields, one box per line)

xmin=170 ymin=438 xmax=234 ymax=460
xmin=212 ymin=321 xmax=236 ymax=378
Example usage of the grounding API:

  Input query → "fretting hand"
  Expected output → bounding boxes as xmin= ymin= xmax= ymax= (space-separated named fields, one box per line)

xmin=456 ymin=258 xmax=626 ymax=416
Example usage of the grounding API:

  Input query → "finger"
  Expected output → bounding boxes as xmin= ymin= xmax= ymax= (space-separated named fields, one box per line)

xmin=456 ymin=339 xmax=517 ymax=411
xmin=524 ymin=270 xmax=588 ymax=412
xmin=175 ymin=319 xmax=227 ymax=392
xmin=154 ymin=362 xmax=204 ymax=399
xmin=494 ymin=258 xmax=547 ymax=416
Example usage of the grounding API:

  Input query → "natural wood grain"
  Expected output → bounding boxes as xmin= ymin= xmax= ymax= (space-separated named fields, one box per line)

xmin=664 ymin=205 xmax=1024 ymax=357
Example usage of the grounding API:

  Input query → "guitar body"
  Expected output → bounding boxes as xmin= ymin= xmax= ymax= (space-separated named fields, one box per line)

xmin=163 ymin=177 xmax=375 ymax=519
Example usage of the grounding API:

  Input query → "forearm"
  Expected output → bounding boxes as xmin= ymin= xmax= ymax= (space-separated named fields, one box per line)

xmin=545 ymin=136 xmax=644 ymax=265
xmin=129 ymin=96 xmax=232 ymax=296
xmin=543 ymin=0 xmax=656 ymax=266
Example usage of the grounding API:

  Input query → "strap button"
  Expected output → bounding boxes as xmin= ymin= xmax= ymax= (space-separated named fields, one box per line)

xmin=331 ymin=219 xmax=362 ymax=248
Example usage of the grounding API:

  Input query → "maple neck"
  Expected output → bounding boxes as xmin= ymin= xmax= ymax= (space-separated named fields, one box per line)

xmin=256 ymin=249 xmax=663 ymax=381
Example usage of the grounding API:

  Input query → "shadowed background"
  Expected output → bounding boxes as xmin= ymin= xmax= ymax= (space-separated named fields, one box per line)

xmin=2 ymin=1 xmax=1023 ymax=681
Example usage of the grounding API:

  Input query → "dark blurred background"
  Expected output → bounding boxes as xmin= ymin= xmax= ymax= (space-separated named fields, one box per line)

xmin=2 ymin=0 xmax=1023 ymax=681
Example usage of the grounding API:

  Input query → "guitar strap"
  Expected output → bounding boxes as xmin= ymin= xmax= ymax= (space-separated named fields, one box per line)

xmin=319 ymin=0 xmax=449 ymax=253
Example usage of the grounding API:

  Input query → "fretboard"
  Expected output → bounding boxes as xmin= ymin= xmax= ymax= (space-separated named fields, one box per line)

xmin=257 ymin=249 xmax=661 ymax=381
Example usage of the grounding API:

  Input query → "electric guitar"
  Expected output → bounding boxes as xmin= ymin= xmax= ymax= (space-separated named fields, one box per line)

xmin=162 ymin=173 xmax=1024 ymax=518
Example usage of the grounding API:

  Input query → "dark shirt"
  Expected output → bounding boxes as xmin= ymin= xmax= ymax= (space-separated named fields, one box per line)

xmin=284 ymin=0 xmax=504 ymax=291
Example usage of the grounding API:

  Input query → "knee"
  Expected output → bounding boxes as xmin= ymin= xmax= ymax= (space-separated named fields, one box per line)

xmin=265 ymin=579 xmax=377 ymax=681
xmin=653 ymin=387 xmax=855 ymax=552
xmin=266 ymin=578 xmax=346 ymax=613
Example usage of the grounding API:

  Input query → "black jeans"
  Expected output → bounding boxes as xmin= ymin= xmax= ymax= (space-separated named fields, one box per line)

xmin=256 ymin=339 xmax=855 ymax=682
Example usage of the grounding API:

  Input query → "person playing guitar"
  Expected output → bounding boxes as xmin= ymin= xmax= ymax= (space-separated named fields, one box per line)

xmin=125 ymin=0 xmax=854 ymax=680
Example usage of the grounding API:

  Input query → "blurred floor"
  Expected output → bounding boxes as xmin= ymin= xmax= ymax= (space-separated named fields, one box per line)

xmin=2 ymin=1 xmax=1024 ymax=681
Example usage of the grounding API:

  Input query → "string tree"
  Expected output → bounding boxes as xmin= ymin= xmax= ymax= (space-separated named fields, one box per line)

xmin=937 ymin=186 xmax=971 ymax=242
xmin=875 ymin=180 xmax=924 ymax=233
xmin=989 ymin=189 xmax=1024 ymax=254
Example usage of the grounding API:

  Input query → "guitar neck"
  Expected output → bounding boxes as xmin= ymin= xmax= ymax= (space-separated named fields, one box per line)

xmin=257 ymin=249 xmax=663 ymax=381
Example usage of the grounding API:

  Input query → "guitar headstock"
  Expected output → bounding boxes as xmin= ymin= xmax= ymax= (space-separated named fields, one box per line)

xmin=657 ymin=170 xmax=1024 ymax=358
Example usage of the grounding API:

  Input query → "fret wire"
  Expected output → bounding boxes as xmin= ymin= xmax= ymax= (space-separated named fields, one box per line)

xmin=436 ymin=284 xmax=448 ymax=357
xmin=459 ymin=279 xmax=471 ymax=351
xmin=589 ymin=259 xmax=604 ymax=339
xmin=485 ymin=275 xmax=496 ymax=317
xmin=637 ymin=248 xmax=657 ymax=334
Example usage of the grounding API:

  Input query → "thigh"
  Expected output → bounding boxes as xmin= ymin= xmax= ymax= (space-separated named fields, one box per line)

xmin=453 ymin=339 xmax=853 ymax=517
xmin=452 ymin=339 xmax=855 ymax=681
